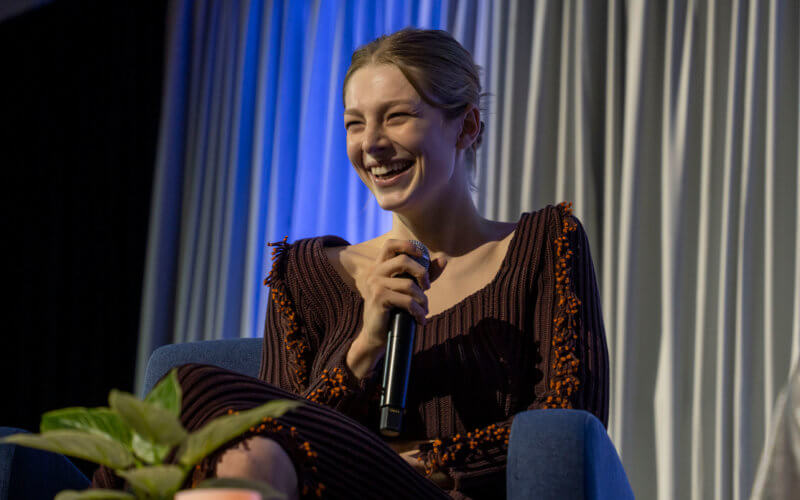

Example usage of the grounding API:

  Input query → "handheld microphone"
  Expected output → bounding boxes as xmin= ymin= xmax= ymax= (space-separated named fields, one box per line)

xmin=379 ymin=240 xmax=430 ymax=437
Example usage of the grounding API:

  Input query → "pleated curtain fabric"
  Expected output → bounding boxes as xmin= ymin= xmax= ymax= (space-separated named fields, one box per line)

xmin=137 ymin=1 xmax=800 ymax=499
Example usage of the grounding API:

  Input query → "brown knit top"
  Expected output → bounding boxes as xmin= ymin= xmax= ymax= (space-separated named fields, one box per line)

xmin=258 ymin=202 xmax=609 ymax=491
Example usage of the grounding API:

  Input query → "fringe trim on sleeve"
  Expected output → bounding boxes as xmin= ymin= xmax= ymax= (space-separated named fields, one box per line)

xmin=265 ymin=237 xmax=311 ymax=390
xmin=416 ymin=423 xmax=511 ymax=476
xmin=305 ymin=367 xmax=351 ymax=404
xmin=264 ymin=240 xmax=357 ymax=408
xmin=187 ymin=410 xmax=326 ymax=498
xmin=543 ymin=201 xmax=581 ymax=409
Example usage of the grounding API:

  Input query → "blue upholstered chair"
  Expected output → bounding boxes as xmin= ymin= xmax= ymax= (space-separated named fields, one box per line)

xmin=0 ymin=339 xmax=633 ymax=499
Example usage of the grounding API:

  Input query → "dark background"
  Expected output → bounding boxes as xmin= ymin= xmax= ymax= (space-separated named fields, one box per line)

xmin=1 ymin=0 xmax=168 ymax=478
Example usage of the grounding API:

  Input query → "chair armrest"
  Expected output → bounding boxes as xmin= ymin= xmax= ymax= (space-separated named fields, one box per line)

xmin=143 ymin=338 xmax=263 ymax=396
xmin=507 ymin=409 xmax=633 ymax=500
xmin=0 ymin=427 xmax=90 ymax=499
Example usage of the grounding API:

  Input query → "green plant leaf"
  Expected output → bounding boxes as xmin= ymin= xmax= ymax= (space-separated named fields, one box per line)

xmin=0 ymin=431 xmax=134 ymax=469
xmin=176 ymin=399 xmax=303 ymax=468
xmin=54 ymin=489 xmax=135 ymax=500
xmin=145 ymin=368 xmax=182 ymax=416
xmin=131 ymin=432 xmax=171 ymax=464
xmin=109 ymin=389 xmax=187 ymax=448
xmin=41 ymin=407 xmax=132 ymax=449
xmin=116 ymin=464 xmax=186 ymax=499
xmin=196 ymin=477 xmax=288 ymax=500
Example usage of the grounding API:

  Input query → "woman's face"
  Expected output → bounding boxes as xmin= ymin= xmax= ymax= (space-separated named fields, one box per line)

xmin=343 ymin=64 xmax=462 ymax=213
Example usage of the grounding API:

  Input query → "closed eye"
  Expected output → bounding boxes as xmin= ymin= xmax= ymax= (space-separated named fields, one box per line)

xmin=345 ymin=113 xmax=412 ymax=129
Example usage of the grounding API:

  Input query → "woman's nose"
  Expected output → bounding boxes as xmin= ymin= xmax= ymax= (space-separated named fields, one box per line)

xmin=362 ymin=124 xmax=392 ymax=154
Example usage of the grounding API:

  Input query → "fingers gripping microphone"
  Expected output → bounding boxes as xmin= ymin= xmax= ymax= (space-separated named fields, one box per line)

xmin=379 ymin=240 xmax=430 ymax=437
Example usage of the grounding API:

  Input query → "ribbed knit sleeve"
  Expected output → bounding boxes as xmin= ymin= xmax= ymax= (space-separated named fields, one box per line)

xmin=418 ymin=203 xmax=610 ymax=493
xmin=565 ymin=215 xmax=610 ymax=425
xmin=258 ymin=237 xmax=381 ymax=424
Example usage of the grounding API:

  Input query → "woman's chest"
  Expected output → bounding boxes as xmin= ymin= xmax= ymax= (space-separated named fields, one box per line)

xmin=423 ymin=254 xmax=506 ymax=317
xmin=403 ymin=286 xmax=546 ymax=431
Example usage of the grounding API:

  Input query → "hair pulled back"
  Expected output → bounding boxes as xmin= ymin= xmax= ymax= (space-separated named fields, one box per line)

xmin=343 ymin=28 xmax=487 ymax=183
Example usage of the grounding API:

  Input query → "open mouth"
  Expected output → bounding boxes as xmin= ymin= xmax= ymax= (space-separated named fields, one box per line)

xmin=370 ymin=160 xmax=414 ymax=179
xmin=368 ymin=160 xmax=415 ymax=185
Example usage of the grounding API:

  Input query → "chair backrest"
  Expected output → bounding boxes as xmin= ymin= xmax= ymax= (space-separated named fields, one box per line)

xmin=507 ymin=409 xmax=634 ymax=500
xmin=142 ymin=338 xmax=263 ymax=397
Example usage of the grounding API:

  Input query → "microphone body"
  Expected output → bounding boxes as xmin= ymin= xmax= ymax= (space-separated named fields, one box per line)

xmin=379 ymin=241 xmax=430 ymax=437
xmin=380 ymin=296 xmax=417 ymax=436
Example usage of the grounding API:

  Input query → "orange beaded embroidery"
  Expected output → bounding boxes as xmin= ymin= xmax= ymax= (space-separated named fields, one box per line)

xmin=265 ymin=238 xmax=352 ymax=408
xmin=306 ymin=367 xmax=351 ymax=404
xmin=418 ymin=423 xmax=511 ymax=476
xmin=265 ymin=237 xmax=311 ymax=389
xmin=219 ymin=409 xmax=325 ymax=498
xmin=543 ymin=201 xmax=581 ymax=408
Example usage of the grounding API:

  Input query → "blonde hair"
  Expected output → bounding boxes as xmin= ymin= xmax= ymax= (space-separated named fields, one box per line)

xmin=343 ymin=28 xmax=488 ymax=188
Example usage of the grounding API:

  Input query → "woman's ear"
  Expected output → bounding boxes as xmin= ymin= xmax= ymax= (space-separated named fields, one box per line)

xmin=456 ymin=105 xmax=481 ymax=149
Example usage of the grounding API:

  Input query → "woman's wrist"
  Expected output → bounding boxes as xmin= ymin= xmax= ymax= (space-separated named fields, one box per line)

xmin=346 ymin=334 xmax=385 ymax=380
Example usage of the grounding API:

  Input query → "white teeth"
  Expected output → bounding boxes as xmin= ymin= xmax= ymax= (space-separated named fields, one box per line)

xmin=371 ymin=160 xmax=413 ymax=176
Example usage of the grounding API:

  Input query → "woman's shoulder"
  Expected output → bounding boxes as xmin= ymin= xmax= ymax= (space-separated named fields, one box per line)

xmin=520 ymin=201 xmax=578 ymax=226
xmin=504 ymin=202 xmax=589 ymax=271
xmin=265 ymin=234 xmax=352 ymax=298
xmin=531 ymin=202 xmax=593 ymax=270
xmin=517 ymin=202 xmax=586 ymax=241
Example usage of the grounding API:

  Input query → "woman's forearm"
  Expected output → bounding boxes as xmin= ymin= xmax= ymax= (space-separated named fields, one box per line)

xmin=346 ymin=334 xmax=386 ymax=380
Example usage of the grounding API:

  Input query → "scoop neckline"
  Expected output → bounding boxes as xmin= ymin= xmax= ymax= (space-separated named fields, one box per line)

xmin=315 ymin=212 xmax=529 ymax=322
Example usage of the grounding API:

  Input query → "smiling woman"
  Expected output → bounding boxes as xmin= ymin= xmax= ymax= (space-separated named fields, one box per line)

xmin=343 ymin=29 xmax=486 ymax=201
xmin=343 ymin=63 xmax=473 ymax=213
xmin=93 ymin=28 xmax=609 ymax=500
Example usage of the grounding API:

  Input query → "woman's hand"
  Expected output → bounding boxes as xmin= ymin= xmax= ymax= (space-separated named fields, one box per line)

xmin=399 ymin=448 xmax=455 ymax=490
xmin=357 ymin=239 xmax=431 ymax=350
xmin=346 ymin=238 xmax=445 ymax=380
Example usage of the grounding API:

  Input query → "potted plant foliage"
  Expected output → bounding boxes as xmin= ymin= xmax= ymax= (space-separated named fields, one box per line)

xmin=0 ymin=369 xmax=301 ymax=500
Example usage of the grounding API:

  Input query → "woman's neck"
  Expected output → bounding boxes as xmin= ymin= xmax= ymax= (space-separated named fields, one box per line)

xmin=386 ymin=175 xmax=495 ymax=258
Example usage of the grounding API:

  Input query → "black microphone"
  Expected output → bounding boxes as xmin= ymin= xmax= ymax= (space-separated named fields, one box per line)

xmin=379 ymin=240 xmax=430 ymax=437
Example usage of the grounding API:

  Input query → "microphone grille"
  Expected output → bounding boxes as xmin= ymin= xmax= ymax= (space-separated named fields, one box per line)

xmin=409 ymin=240 xmax=431 ymax=271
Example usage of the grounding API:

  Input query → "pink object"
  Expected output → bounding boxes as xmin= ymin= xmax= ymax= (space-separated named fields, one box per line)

xmin=174 ymin=489 xmax=262 ymax=500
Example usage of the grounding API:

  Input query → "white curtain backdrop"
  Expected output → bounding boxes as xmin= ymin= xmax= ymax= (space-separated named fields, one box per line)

xmin=138 ymin=1 xmax=800 ymax=498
